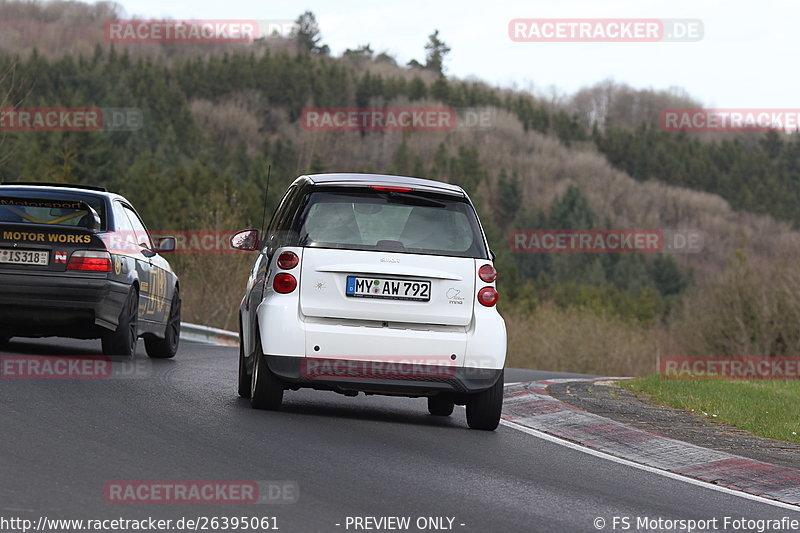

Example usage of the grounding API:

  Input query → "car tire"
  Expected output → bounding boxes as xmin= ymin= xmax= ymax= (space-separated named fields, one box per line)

xmin=102 ymin=288 xmax=139 ymax=357
xmin=237 ymin=322 xmax=251 ymax=398
xmin=250 ymin=332 xmax=283 ymax=410
xmin=145 ymin=289 xmax=181 ymax=359
xmin=427 ymin=395 xmax=455 ymax=416
xmin=465 ymin=369 xmax=504 ymax=431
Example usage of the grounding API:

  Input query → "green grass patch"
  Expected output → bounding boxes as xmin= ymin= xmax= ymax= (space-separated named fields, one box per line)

xmin=620 ymin=376 xmax=800 ymax=444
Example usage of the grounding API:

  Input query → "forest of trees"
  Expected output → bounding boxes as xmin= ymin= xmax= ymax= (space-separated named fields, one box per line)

xmin=0 ymin=43 xmax=695 ymax=320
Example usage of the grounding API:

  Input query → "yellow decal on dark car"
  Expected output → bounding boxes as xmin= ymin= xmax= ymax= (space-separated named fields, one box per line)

xmin=2 ymin=231 xmax=46 ymax=241
xmin=1 ymin=231 xmax=90 ymax=244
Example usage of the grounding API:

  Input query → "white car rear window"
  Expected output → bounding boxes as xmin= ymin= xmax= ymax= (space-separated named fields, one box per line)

xmin=298 ymin=190 xmax=486 ymax=258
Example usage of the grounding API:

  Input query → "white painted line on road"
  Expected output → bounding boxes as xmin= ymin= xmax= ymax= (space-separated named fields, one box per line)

xmin=500 ymin=418 xmax=800 ymax=512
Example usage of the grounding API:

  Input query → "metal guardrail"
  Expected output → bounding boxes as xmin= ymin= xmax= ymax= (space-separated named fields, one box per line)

xmin=180 ymin=322 xmax=238 ymax=347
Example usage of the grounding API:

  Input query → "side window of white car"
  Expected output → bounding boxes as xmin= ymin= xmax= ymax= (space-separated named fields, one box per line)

xmin=268 ymin=185 xmax=303 ymax=251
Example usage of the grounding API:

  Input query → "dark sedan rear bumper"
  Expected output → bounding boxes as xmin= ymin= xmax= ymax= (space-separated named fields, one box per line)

xmin=0 ymin=271 xmax=129 ymax=338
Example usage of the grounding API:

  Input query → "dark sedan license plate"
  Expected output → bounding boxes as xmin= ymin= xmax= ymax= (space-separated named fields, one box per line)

xmin=0 ymin=249 xmax=49 ymax=265
xmin=346 ymin=276 xmax=431 ymax=301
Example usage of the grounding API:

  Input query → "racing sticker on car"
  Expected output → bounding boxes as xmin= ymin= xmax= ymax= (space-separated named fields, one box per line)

xmin=1 ymin=231 xmax=46 ymax=242
xmin=0 ymin=231 xmax=90 ymax=244
xmin=48 ymin=234 xmax=91 ymax=244
xmin=144 ymin=268 xmax=168 ymax=316
xmin=0 ymin=198 xmax=83 ymax=209
xmin=446 ymin=287 xmax=464 ymax=305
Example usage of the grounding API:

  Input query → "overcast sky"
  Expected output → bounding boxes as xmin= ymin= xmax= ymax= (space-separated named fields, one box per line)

xmin=116 ymin=0 xmax=798 ymax=108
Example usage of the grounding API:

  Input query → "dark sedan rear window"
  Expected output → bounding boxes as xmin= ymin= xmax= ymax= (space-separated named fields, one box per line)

xmin=0 ymin=190 xmax=106 ymax=230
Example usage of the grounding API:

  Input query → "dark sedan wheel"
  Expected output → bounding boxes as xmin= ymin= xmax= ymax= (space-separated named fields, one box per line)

xmin=102 ymin=288 xmax=139 ymax=357
xmin=145 ymin=289 xmax=181 ymax=359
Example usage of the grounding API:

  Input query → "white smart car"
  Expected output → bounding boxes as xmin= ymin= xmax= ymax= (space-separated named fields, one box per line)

xmin=232 ymin=173 xmax=507 ymax=430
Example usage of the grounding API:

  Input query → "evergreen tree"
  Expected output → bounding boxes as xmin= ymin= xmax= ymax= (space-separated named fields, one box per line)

xmin=309 ymin=153 xmax=327 ymax=174
xmin=548 ymin=185 xmax=597 ymax=229
xmin=292 ymin=11 xmax=329 ymax=55
xmin=389 ymin=139 xmax=413 ymax=176
xmin=423 ymin=30 xmax=451 ymax=75
xmin=493 ymin=168 xmax=522 ymax=228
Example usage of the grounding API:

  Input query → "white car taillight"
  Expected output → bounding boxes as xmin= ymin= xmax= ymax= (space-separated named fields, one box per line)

xmin=276 ymin=251 xmax=299 ymax=270
xmin=273 ymin=273 xmax=297 ymax=293
xmin=477 ymin=263 xmax=499 ymax=307
xmin=66 ymin=250 xmax=112 ymax=272
xmin=478 ymin=286 xmax=499 ymax=307
xmin=479 ymin=264 xmax=497 ymax=283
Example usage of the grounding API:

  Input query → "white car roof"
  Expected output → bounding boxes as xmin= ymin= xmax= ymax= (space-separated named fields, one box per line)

xmin=302 ymin=173 xmax=465 ymax=196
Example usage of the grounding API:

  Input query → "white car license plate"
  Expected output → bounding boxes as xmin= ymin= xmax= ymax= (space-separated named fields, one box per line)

xmin=0 ymin=249 xmax=49 ymax=266
xmin=346 ymin=276 xmax=431 ymax=302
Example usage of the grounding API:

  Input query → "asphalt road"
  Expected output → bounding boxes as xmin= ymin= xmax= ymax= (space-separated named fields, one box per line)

xmin=1 ymin=338 xmax=798 ymax=533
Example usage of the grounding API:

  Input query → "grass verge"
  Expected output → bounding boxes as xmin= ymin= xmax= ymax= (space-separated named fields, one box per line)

xmin=621 ymin=376 xmax=800 ymax=444
xmin=504 ymin=304 xmax=658 ymax=376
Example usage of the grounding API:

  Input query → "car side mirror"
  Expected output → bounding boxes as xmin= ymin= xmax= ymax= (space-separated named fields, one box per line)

xmin=153 ymin=236 xmax=176 ymax=253
xmin=230 ymin=229 xmax=260 ymax=251
xmin=141 ymin=237 xmax=175 ymax=258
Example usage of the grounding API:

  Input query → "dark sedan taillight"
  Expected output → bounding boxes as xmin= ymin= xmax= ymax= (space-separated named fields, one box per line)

xmin=67 ymin=250 xmax=112 ymax=272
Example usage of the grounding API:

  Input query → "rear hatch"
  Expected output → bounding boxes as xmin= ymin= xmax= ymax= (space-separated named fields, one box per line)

xmin=0 ymin=223 xmax=107 ymax=273
xmin=295 ymin=185 xmax=488 ymax=327
xmin=300 ymin=248 xmax=475 ymax=326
